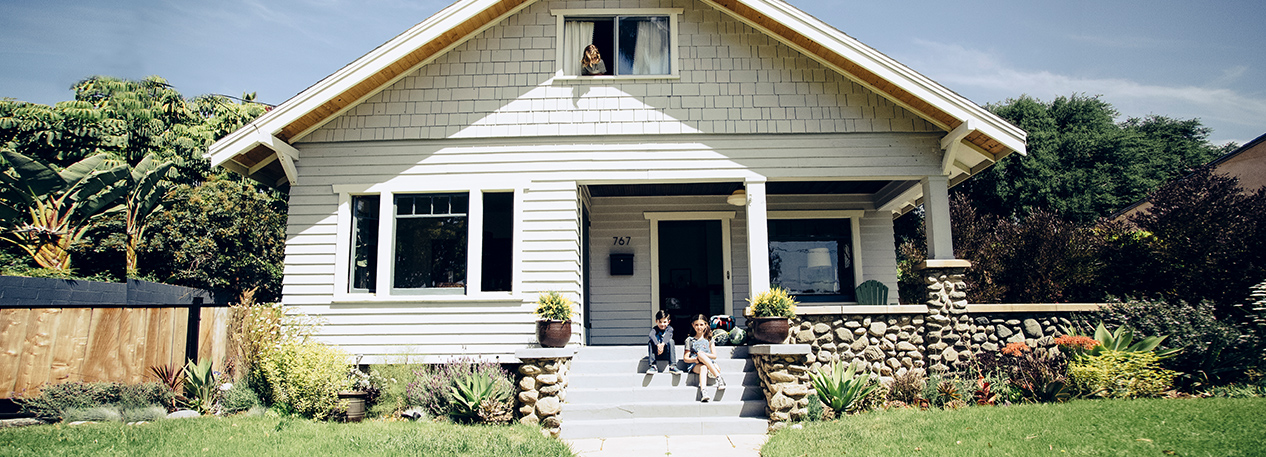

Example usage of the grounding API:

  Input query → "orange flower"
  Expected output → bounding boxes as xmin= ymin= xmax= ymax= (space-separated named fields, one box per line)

xmin=1054 ymin=335 xmax=1100 ymax=351
xmin=1000 ymin=341 xmax=1031 ymax=356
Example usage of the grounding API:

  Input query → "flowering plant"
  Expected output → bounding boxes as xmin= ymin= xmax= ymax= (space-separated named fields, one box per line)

xmin=746 ymin=287 xmax=798 ymax=318
xmin=534 ymin=291 xmax=576 ymax=321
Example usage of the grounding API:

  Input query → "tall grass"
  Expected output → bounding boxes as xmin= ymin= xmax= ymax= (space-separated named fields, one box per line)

xmin=0 ymin=416 xmax=573 ymax=457
xmin=764 ymin=398 xmax=1266 ymax=456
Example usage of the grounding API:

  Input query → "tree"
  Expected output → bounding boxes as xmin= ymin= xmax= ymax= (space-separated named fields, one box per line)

xmin=139 ymin=177 xmax=287 ymax=303
xmin=0 ymin=151 xmax=126 ymax=272
xmin=126 ymin=153 xmax=174 ymax=275
xmin=955 ymin=94 xmax=1228 ymax=223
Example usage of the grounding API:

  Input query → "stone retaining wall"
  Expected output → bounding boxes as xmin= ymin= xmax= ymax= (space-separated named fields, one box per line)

xmin=749 ymin=345 xmax=811 ymax=431
xmin=966 ymin=313 xmax=1075 ymax=358
xmin=791 ymin=314 xmax=925 ymax=377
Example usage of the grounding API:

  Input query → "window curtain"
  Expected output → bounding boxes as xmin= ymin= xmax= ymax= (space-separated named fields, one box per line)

xmin=563 ymin=21 xmax=595 ymax=76
xmin=631 ymin=19 xmax=669 ymax=75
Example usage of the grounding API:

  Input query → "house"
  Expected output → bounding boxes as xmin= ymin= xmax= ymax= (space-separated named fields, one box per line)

xmin=207 ymin=0 xmax=1026 ymax=363
xmin=1113 ymin=131 xmax=1266 ymax=220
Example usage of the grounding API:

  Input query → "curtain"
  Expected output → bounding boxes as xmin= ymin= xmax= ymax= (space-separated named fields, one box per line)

xmin=563 ymin=21 xmax=594 ymax=76
xmin=631 ymin=19 xmax=669 ymax=75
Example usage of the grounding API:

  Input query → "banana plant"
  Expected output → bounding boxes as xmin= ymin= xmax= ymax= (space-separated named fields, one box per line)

xmin=1063 ymin=322 xmax=1182 ymax=360
xmin=0 ymin=150 xmax=126 ymax=272
xmin=126 ymin=153 xmax=174 ymax=275
xmin=809 ymin=360 xmax=880 ymax=415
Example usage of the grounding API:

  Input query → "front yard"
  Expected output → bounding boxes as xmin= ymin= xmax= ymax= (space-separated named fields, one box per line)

xmin=0 ymin=416 xmax=572 ymax=457
xmin=763 ymin=397 xmax=1266 ymax=456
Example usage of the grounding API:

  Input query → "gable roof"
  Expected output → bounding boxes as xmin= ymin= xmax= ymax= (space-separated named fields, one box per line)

xmin=207 ymin=0 xmax=1026 ymax=189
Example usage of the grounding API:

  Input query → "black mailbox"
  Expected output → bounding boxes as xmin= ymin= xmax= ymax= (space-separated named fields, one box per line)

xmin=609 ymin=253 xmax=634 ymax=276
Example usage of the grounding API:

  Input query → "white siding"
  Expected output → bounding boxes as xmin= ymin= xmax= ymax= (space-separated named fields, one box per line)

xmin=301 ymin=0 xmax=941 ymax=143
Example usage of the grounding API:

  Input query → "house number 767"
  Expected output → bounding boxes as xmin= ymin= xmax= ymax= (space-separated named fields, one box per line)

xmin=612 ymin=237 xmax=631 ymax=245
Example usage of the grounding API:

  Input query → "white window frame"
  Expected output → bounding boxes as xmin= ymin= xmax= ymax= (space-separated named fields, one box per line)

xmin=766 ymin=210 xmax=865 ymax=302
xmin=551 ymin=8 xmax=683 ymax=81
xmin=333 ymin=184 xmax=523 ymax=303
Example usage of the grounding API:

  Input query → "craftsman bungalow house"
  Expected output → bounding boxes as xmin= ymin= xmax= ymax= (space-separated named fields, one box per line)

xmin=208 ymin=0 xmax=1026 ymax=363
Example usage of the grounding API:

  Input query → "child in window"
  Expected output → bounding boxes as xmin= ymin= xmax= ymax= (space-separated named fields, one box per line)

xmin=581 ymin=44 xmax=607 ymax=76
xmin=646 ymin=310 xmax=682 ymax=374
xmin=683 ymin=314 xmax=725 ymax=401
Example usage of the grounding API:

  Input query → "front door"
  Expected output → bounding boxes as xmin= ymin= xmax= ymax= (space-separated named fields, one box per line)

xmin=657 ymin=220 xmax=724 ymax=344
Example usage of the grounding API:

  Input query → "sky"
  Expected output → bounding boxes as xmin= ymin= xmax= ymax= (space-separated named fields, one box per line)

xmin=1 ymin=0 xmax=1263 ymax=146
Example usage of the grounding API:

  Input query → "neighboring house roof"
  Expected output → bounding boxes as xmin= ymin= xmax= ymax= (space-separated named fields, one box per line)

xmin=1112 ymin=131 xmax=1266 ymax=220
xmin=208 ymin=0 xmax=1027 ymax=191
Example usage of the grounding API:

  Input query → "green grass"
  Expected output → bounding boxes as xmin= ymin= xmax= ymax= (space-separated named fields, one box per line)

xmin=0 ymin=416 xmax=574 ymax=457
xmin=763 ymin=397 xmax=1266 ymax=457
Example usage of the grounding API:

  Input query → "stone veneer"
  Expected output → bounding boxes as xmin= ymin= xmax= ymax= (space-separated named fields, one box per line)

xmin=749 ymin=345 xmax=812 ymax=431
xmin=514 ymin=349 xmax=575 ymax=438
xmin=965 ymin=313 xmax=1075 ymax=358
xmin=791 ymin=314 xmax=925 ymax=377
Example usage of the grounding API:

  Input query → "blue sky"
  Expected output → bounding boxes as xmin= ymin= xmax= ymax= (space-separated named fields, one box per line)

xmin=1 ymin=0 xmax=1263 ymax=145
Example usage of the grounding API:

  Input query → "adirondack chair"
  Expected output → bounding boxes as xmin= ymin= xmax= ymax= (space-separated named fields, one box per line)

xmin=855 ymin=280 xmax=889 ymax=305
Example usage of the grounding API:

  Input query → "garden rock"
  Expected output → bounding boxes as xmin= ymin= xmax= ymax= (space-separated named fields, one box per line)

xmin=167 ymin=410 xmax=200 ymax=419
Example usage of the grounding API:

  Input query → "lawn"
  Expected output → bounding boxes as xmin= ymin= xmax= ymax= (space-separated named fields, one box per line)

xmin=0 ymin=416 xmax=574 ymax=457
xmin=763 ymin=397 xmax=1266 ymax=457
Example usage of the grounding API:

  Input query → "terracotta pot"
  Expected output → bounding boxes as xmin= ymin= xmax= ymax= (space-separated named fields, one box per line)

xmin=339 ymin=391 xmax=369 ymax=422
xmin=748 ymin=317 xmax=791 ymax=344
xmin=536 ymin=320 xmax=572 ymax=348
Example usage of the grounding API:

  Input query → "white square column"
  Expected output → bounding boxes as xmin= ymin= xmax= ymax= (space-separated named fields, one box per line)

xmin=922 ymin=175 xmax=955 ymax=260
xmin=745 ymin=179 xmax=770 ymax=298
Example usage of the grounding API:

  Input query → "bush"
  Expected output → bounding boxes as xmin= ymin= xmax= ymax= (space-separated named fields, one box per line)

xmin=1068 ymin=350 xmax=1177 ymax=398
xmin=1088 ymin=298 xmax=1265 ymax=386
xmin=257 ymin=340 xmax=352 ymax=419
xmin=975 ymin=344 xmax=1070 ymax=403
xmin=406 ymin=358 xmax=513 ymax=421
xmin=121 ymin=406 xmax=169 ymax=422
xmin=886 ymin=369 xmax=926 ymax=404
xmin=19 ymin=382 xmax=171 ymax=420
xmin=368 ymin=363 xmax=426 ymax=418
xmin=221 ymin=383 xmax=262 ymax=414
xmin=64 ymin=406 xmax=123 ymax=423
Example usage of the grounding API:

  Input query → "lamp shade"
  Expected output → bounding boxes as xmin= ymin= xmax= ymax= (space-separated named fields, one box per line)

xmin=726 ymin=189 xmax=747 ymax=206
xmin=806 ymin=247 xmax=832 ymax=268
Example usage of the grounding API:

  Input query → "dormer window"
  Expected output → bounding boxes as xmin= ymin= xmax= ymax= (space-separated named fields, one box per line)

xmin=553 ymin=9 xmax=682 ymax=79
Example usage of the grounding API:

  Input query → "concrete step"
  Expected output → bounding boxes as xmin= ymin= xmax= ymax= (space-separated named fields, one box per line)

xmin=566 ymin=384 xmax=764 ymax=403
xmin=559 ymin=416 xmax=770 ymax=439
xmin=572 ymin=357 xmax=754 ymax=374
xmin=574 ymin=345 xmax=751 ymax=360
xmin=568 ymin=370 xmax=761 ymax=389
xmin=560 ymin=399 xmax=767 ymax=421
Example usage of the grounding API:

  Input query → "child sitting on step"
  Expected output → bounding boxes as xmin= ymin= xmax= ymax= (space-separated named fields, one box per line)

xmin=646 ymin=310 xmax=682 ymax=374
xmin=683 ymin=314 xmax=725 ymax=401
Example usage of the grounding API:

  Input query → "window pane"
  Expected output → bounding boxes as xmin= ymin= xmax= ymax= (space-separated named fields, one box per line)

xmin=618 ymin=16 xmax=670 ymax=75
xmin=564 ymin=19 xmax=613 ymax=75
xmin=394 ymin=216 xmax=467 ymax=289
xmin=768 ymin=219 xmax=855 ymax=301
xmin=350 ymin=195 xmax=379 ymax=292
xmin=482 ymin=192 xmax=514 ymax=292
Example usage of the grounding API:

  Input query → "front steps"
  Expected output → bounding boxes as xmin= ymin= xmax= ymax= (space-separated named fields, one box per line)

xmin=559 ymin=345 xmax=768 ymax=439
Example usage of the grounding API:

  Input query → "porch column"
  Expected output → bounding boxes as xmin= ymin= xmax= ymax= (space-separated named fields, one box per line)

xmin=921 ymin=175 xmax=955 ymax=260
xmin=746 ymin=179 xmax=769 ymax=297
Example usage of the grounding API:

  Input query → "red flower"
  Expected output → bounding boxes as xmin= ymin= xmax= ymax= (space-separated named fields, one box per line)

xmin=1054 ymin=335 xmax=1099 ymax=351
xmin=1001 ymin=341 xmax=1031 ymax=356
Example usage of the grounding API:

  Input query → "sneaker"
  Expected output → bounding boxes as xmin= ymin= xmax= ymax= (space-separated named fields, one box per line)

xmin=716 ymin=376 xmax=726 ymax=389
xmin=668 ymin=366 xmax=683 ymax=374
xmin=646 ymin=364 xmax=658 ymax=374
xmin=700 ymin=390 xmax=711 ymax=402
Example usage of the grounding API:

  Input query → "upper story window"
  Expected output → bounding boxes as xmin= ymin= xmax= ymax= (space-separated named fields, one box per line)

xmin=553 ymin=9 xmax=682 ymax=79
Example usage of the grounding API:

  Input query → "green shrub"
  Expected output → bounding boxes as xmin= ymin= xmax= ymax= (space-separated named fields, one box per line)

xmin=1200 ymin=383 xmax=1266 ymax=398
xmin=368 ymin=363 xmax=425 ymax=418
xmin=1087 ymin=298 xmax=1264 ymax=386
xmin=120 ymin=382 xmax=175 ymax=410
xmin=405 ymin=358 xmax=513 ymax=421
xmin=121 ymin=406 xmax=169 ymax=422
xmin=257 ymin=339 xmax=352 ymax=419
xmin=221 ymin=382 xmax=261 ymax=414
xmin=1068 ymin=350 xmax=1177 ymax=398
xmin=64 ymin=406 xmax=122 ymax=422
xmin=19 ymin=381 xmax=172 ymax=421
xmin=804 ymin=392 xmax=825 ymax=421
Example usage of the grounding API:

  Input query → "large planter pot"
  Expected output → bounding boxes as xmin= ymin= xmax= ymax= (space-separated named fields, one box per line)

xmin=339 ymin=391 xmax=369 ymax=422
xmin=536 ymin=320 xmax=572 ymax=348
xmin=748 ymin=317 xmax=791 ymax=344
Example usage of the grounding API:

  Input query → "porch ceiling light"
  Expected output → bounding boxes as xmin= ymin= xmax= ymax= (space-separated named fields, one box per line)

xmin=727 ymin=189 xmax=747 ymax=206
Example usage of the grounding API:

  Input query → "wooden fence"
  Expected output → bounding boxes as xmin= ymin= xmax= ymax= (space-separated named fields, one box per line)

xmin=0 ymin=306 xmax=231 ymax=398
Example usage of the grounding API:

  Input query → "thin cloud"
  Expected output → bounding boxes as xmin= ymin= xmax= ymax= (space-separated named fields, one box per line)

xmin=905 ymin=39 xmax=1266 ymax=143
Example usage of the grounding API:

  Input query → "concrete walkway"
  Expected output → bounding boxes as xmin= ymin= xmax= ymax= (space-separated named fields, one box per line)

xmin=564 ymin=434 xmax=768 ymax=456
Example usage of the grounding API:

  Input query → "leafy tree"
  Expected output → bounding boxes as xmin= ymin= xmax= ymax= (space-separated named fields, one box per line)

xmin=955 ymin=94 xmax=1228 ymax=222
xmin=0 ymin=151 xmax=126 ymax=272
xmin=139 ymin=177 xmax=286 ymax=303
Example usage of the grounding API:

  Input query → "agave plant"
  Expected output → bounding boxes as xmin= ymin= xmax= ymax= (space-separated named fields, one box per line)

xmin=1063 ymin=322 xmax=1182 ymax=360
xmin=182 ymin=359 xmax=218 ymax=414
xmin=448 ymin=373 xmax=503 ymax=422
xmin=809 ymin=360 xmax=880 ymax=415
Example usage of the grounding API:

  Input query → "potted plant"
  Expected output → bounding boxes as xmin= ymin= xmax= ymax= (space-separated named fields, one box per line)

xmin=534 ymin=291 xmax=576 ymax=348
xmin=744 ymin=287 xmax=798 ymax=344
